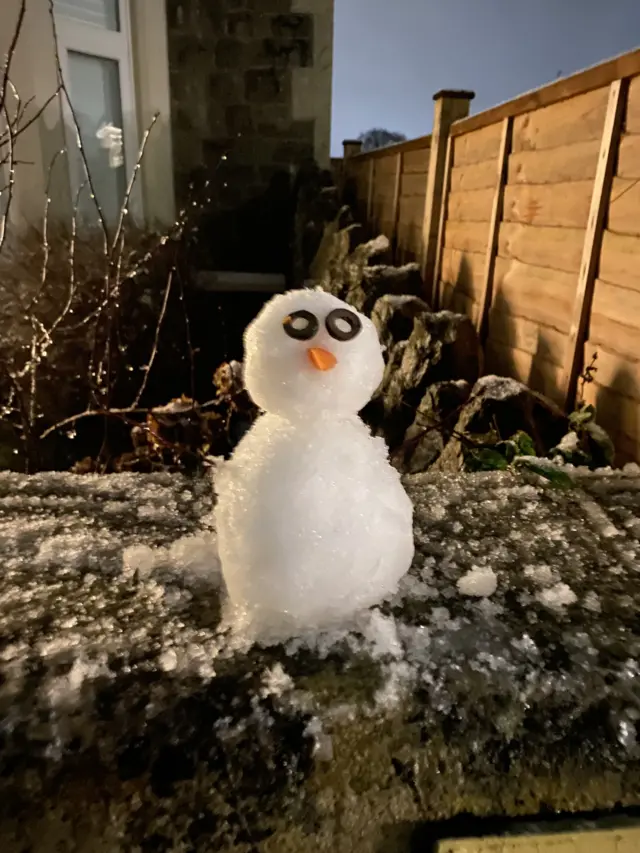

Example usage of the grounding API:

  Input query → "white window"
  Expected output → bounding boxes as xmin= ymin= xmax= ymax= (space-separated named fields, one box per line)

xmin=53 ymin=0 xmax=142 ymax=226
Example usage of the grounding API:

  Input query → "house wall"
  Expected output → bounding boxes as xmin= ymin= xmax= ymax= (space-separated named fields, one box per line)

xmin=0 ymin=0 xmax=175 ymax=231
xmin=165 ymin=0 xmax=334 ymax=272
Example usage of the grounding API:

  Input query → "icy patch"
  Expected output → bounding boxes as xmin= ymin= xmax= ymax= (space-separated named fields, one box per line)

xmin=122 ymin=533 xmax=220 ymax=587
xmin=260 ymin=663 xmax=294 ymax=698
xmin=168 ymin=532 xmax=220 ymax=585
xmin=537 ymin=582 xmax=578 ymax=611
xmin=363 ymin=609 xmax=403 ymax=660
xmin=457 ymin=566 xmax=497 ymax=598
xmin=122 ymin=544 xmax=165 ymax=578
xmin=583 ymin=590 xmax=602 ymax=613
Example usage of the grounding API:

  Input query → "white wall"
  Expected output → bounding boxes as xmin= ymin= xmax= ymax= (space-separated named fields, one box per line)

xmin=0 ymin=0 xmax=175 ymax=232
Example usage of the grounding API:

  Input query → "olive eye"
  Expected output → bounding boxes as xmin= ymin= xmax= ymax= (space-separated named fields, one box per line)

xmin=325 ymin=308 xmax=361 ymax=342
xmin=283 ymin=309 xmax=319 ymax=341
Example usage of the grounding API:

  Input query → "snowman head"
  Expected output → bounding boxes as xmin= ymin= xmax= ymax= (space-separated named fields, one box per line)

xmin=243 ymin=288 xmax=384 ymax=419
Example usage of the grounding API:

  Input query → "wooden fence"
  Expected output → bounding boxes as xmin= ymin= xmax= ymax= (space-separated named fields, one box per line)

xmin=342 ymin=48 xmax=640 ymax=465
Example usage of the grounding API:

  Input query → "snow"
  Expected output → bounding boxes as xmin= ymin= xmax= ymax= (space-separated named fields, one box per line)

xmin=215 ymin=289 xmax=414 ymax=637
xmin=472 ymin=374 xmax=526 ymax=401
xmin=456 ymin=566 xmax=498 ymax=598
xmin=536 ymin=582 xmax=578 ymax=611
xmin=0 ymin=463 xmax=639 ymax=761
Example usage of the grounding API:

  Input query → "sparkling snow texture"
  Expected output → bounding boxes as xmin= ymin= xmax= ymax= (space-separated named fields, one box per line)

xmin=214 ymin=289 xmax=415 ymax=636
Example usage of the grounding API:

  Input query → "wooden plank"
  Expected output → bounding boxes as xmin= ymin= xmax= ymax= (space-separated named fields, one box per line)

xmin=592 ymin=278 xmax=640 ymax=328
xmin=371 ymin=155 xmax=399 ymax=176
xmin=447 ymin=187 xmax=495 ymax=222
xmin=608 ymin=176 xmax=640 ymax=236
xmin=398 ymin=195 xmax=426 ymax=227
xmin=580 ymin=382 xmax=640 ymax=464
xmin=449 ymin=160 xmax=498 ymax=192
xmin=400 ymin=172 xmax=428 ymax=197
xmin=511 ymin=87 xmax=608 ymax=153
xmin=366 ymin=158 xmax=375 ymax=223
xmin=451 ymin=122 xmax=503 ymax=167
xmin=616 ymin=133 xmax=640 ymax=178
xmin=625 ymin=73 xmax=640 ymax=133
xmin=440 ymin=286 xmax=478 ymax=323
xmin=477 ymin=116 xmax=513 ymax=341
xmin=485 ymin=340 xmax=565 ymax=405
xmin=402 ymin=147 xmax=431 ymax=173
xmin=451 ymin=48 xmax=640 ymax=139
xmin=488 ymin=309 xmax=567 ymax=365
xmin=444 ymin=221 xmax=490 ymax=255
xmin=588 ymin=313 xmax=640 ymax=362
xmin=599 ymin=230 xmax=640 ymax=291
xmin=498 ymin=222 xmax=585 ymax=274
xmin=561 ymin=79 xmax=628 ymax=410
xmin=503 ymin=181 xmax=594 ymax=228
xmin=431 ymin=133 xmax=453 ymax=309
xmin=508 ymin=139 xmax=600 ymax=185
xmin=492 ymin=257 xmax=577 ymax=333
xmin=582 ymin=345 xmax=640 ymax=401
xmin=441 ymin=247 xmax=486 ymax=297
xmin=349 ymin=134 xmax=431 ymax=163
xmin=390 ymin=152 xmax=402 ymax=263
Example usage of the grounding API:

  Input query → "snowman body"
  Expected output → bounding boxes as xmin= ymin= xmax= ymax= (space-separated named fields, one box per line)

xmin=214 ymin=288 xmax=414 ymax=634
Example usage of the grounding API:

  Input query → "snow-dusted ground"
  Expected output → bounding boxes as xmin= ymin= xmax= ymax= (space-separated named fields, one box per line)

xmin=0 ymin=467 xmax=639 ymax=851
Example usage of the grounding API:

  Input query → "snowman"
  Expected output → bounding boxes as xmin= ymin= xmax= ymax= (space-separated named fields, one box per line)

xmin=214 ymin=288 xmax=414 ymax=636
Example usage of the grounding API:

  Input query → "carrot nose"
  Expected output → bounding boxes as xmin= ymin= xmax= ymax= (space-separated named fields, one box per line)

xmin=307 ymin=347 xmax=337 ymax=371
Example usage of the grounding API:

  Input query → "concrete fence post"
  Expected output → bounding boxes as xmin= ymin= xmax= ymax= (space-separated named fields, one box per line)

xmin=421 ymin=89 xmax=475 ymax=304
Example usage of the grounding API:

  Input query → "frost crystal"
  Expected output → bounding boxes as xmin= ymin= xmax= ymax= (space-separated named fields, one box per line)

xmin=537 ymin=582 xmax=578 ymax=611
xmin=457 ymin=566 xmax=497 ymax=598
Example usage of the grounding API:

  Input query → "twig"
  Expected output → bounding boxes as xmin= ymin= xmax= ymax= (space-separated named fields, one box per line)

xmin=0 ymin=104 xmax=16 ymax=253
xmin=131 ymin=267 xmax=174 ymax=408
xmin=0 ymin=0 xmax=25 ymax=117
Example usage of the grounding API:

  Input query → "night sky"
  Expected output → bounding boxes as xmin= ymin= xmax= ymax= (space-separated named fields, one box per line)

xmin=331 ymin=0 xmax=640 ymax=155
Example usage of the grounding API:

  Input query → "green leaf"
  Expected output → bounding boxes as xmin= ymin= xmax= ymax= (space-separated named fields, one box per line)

xmin=467 ymin=447 xmax=510 ymax=471
xmin=510 ymin=430 xmax=536 ymax=457
xmin=517 ymin=457 xmax=574 ymax=489
xmin=569 ymin=403 xmax=596 ymax=429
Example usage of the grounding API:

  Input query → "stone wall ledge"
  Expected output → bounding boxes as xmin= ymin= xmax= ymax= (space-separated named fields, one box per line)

xmin=0 ymin=467 xmax=639 ymax=851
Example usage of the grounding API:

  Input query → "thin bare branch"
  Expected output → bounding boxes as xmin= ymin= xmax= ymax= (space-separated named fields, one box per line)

xmin=131 ymin=267 xmax=174 ymax=408
xmin=0 ymin=0 xmax=26 ymax=116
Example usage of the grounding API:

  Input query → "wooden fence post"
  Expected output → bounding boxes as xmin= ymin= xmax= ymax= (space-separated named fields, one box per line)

xmin=390 ymin=151 xmax=403 ymax=263
xmin=431 ymin=136 xmax=452 ymax=310
xmin=477 ymin=115 xmax=513 ymax=341
xmin=366 ymin=157 xmax=375 ymax=225
xmin=560 ymin=78 xmax=628 ymax=411
xmin=341 ymin=138 xmax=362 ymax=194
xmin=421 ymin=89 xmax=475 ymax=304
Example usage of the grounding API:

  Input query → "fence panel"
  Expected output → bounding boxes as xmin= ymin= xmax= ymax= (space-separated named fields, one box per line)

xmin=342 ymin=49 xmax=640 ymax=462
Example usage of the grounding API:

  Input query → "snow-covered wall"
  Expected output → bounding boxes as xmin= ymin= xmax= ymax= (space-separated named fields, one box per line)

xmin=0 ymin=468 xmax=639 ymax=851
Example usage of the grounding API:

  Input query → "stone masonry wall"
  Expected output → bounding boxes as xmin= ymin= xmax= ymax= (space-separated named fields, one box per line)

xmin=166 ymin=0 xmax=332 ymax=212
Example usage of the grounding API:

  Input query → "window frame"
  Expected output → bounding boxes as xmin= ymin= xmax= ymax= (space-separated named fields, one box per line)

xmin=54 ymin=0 xmax=143 ymax=225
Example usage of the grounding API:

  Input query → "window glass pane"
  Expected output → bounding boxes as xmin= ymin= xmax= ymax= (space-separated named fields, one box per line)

xmin=54 ymin=0 xmax=119 ymax=31
xmin=67 ymin=51 xmax=126 ymax=226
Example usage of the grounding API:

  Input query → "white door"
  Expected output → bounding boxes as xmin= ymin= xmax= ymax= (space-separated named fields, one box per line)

xmin=53 ymin=0 xmax=142 ymax=227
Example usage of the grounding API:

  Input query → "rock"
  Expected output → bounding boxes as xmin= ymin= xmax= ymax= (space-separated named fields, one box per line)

xmin=371 ymin=293 xmax=430 ymax=353
xmin=309 ymin=212 xmax=395 ymax=305
xmin=392 ymin=379 xmax=471 ymax=473
xmin=345 ymin=262 xmax=424 ymax=316
xmin=370 ymin=309 xmax=481 ymax=450
xmin=433 ymin=375 xmax=569 ymax=473
xmin=1 ymin=468 xmax=640 ymax=851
